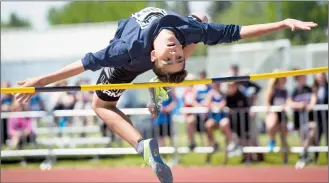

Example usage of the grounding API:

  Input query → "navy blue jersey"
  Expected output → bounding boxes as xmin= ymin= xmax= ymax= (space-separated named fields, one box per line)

xmin=82 ymin=7 xmax=241 ymax=73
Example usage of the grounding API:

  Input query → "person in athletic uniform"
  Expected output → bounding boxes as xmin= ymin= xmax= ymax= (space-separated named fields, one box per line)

xmin=264 ymin=75 xmax=289 ymax=164
xmin=288 ymin=71 xmax=317 ymax=166
xmin=15 ymin=7 xmax=317 ymax=183
xmin=203 ymin=83 xmax=239 ymax=157
xmin=153 ymin=88 xmax=176 ymax=147
xmin=194 ymin=71 xmax=212 ymax=134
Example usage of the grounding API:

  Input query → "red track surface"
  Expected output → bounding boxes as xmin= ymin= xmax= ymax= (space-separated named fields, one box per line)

xmin=2 ymin=166 xmax=328 ymax=182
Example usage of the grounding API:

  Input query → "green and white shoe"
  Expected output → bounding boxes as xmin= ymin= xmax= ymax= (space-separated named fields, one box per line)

xmin=148 ymin=77 xmax=170 ymax=118
xmin=142 ymin=139 xmax=173 ymax=183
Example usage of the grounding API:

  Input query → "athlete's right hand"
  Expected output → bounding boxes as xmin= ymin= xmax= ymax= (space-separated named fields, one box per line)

xmin=15 ymin=77 xmax=45 ymax=103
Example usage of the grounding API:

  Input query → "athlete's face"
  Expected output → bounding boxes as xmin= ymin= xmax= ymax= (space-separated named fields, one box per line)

xmin=151 ymin=32 xmax=185 ymax=74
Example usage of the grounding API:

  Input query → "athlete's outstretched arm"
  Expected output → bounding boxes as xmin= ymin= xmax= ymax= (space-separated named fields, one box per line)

xmin=16 ymin=40 xmax=130 ymax=103
xmin=187 ymin=18 xmax=317 ymax=45
xmin=240 ymin=19 xmax=317 ymax=39
xmin=16 ymin=60 xmax=85 ymax=103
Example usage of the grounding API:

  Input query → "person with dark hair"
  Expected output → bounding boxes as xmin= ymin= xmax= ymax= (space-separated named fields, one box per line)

xmin=229 ymin=64 xmax=262 ymax=105
xmin=15 ymin=7 xmax=316 ymax=183
xmin=226 ymin=82 xmax=250 ymax=162
xmin=288 ymin=70 xmax=317 ymax=167
xmin=264 ymin=75 xmax=289 ymax=164
xmin=203 ymin=83 xmax=239 ymax=158
xmin=312 ymin=73 xmax=328 ymax=163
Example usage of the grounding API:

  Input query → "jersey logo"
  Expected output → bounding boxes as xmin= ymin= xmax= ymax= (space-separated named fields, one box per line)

xmin=131 ymin=7 xmax=167 ymax=29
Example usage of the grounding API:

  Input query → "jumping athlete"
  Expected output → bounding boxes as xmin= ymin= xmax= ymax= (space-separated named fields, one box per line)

xmin=15 ymin=7 xmax=317 ymax=183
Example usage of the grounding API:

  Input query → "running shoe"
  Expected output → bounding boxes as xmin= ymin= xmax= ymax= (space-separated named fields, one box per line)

xmin=148 ymin=77 xmax=170 ymax=118
xmin=141 ymin=139 xmax=173 ymax=183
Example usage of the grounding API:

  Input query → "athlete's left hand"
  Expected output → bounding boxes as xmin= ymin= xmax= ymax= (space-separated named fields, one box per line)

xmin=15 ymin=77 xmax=45 ymax=103
xmin=283 ymin=19 xmax=317 ymax=31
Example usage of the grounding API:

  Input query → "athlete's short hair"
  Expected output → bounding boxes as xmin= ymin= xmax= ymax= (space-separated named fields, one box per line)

xmin=152 ymin=61 xmax=187 ymax=83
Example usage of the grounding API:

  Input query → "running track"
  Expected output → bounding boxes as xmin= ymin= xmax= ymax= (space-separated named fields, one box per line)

xmin=2 ymin=167 xmax=328 ymax=182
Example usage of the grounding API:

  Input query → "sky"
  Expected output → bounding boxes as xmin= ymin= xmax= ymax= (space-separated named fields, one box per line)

xmin=1 ymin=1 xmax=211 ymax=30
xmin=1 ymin=2 xmax=67 ymax=29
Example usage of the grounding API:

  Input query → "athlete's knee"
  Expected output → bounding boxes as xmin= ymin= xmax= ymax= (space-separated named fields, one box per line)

xmin=91 ymin=93 xmax=116 ymax=111
xmin=191 ymin=12 xmax=209 ymax=23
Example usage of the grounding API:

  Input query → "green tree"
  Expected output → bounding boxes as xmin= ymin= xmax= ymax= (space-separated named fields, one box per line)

xmin=1 ymin=13 xmax=31 ymax=28
xmin=48 ymin=2 xmax=148 ymax=25
xmin=171 ymin=1 xmax=190 ymax=16
xmin=267 ymin=1 xmax=328 ymax=45
xmin=213 ymin=2 xmax=273 ymax=44
xmin=208 ymin=1 xmax=232 ymax=19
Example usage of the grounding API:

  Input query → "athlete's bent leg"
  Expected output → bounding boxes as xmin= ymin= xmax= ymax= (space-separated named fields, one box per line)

xmin=92 ymin=94 xmax=173 ymax=183
xmin=92 ymin=94 xmax=142 ymax=146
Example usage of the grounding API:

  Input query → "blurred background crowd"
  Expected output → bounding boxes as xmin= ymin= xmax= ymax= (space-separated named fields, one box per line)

xmin=1 ymin=64 xmax=328 ymax=165
xmin=1 ymin=1 xmax=328 ymax=168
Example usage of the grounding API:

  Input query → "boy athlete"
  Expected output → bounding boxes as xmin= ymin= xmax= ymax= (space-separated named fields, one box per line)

xmin=15 ymin=7 xmax=316 ymax=183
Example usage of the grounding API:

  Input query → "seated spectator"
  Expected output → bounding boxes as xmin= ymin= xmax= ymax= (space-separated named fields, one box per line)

xmin=226 ymin=82 xmax=250 ymax=162
xmin=28 ymin=94 xmax=46 ymax=111
xmin=188 ymin=71 xmax=211 ymax=149
xmin=203 ymin=83 xmax=239 ymax=156
xmin=183 ymin=72 xmax=210 ymax=150
xmin=1 ymin=81 xmax=13 ymax=145
xmin=288 ymin=71 xmax=317 ymax=165
xmin=7 ymin=101 xmax=36 ymax=149
xmin=312 ymin=72 xmax=328 ymax=163
xmin=153 ymin=88 xmax=177 ymax=147
xmin=264 ymin=75 xmax=289 ymax=164
xmin=73 ymin=78 xmax=94 ymax=137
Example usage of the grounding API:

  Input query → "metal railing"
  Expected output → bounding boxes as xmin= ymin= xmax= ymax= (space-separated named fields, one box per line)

xmin=1 ymin=105 xmax=328 ymax=158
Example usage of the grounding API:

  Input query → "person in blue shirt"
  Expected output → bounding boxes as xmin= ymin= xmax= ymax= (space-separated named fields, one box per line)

xmin=15 ymin=7 xmax=317 ymax=183
xmin=203 ymin=83 xmax=238 ymax=156
xmin=153 ymin=88 xmax=176 ymax=147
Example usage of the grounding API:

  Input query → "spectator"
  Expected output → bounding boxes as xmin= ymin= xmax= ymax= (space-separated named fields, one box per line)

xmin=182 ymin=73 xmax=199 ymax=150
xmin=153 ymin=88 xmax=177 ymax=147
xmin=73 ymin=78 xmax=94 ymax=137
xmin=27 ymin=93 xmax=46 ymax=135
xmin=312 ymin=72 xmax=328 ymax=163
xmin=229 ymin=64 xmax=263 ymax=162
xmin=192 ymin=71 xmax=212 ymax=146
xmin=49 ymin=80 xmax=76 ymax=136
xmin=226 ymin=82 xmax=250 ymax=162
xmin=264 ymin=76 xmax=289 ymax=151
xmin=203 ymin=83 xmax=239 ymax=156
xmin=288 ymin=71 xmax=317 ymax=165
xmin=264 ymin=75 xmax=289 ymax=163
xmin=7 ymin=101 xmax=36 ymax=150
xmin=28 ymin=94 xmax=46 ymax=111
xmin=229 ymin=64 xmax=262 ymax=105
xmin=1 ymin=81 xmax=13 ymax=145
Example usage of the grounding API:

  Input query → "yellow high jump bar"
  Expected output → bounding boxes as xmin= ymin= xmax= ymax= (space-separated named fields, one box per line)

xmin=1 ymin=67 xmax=327 ymax=94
